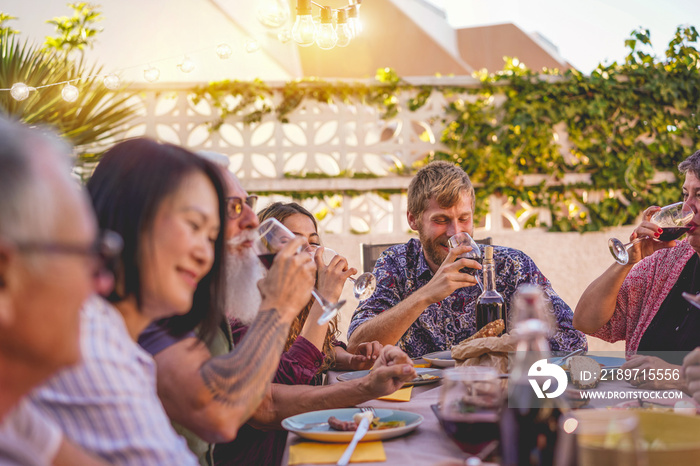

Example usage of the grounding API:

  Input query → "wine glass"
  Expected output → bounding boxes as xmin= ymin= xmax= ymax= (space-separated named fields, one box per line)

xmin=312 ymin=247 xmax=377 ymax=301
xmin=448 ymin=232 xmax=484 ymax=292
xmin=683 ymin=292 xmax=700 ymax=310
xmin=439 ymin=366 xmax=501 ymax=462
xmin=560 ymin=410 xmax=644 ymax=466
xmin=253 ymin=218 xmax=346 ymax=326
xmin=608 ymin=201 xmax=694 ymax=265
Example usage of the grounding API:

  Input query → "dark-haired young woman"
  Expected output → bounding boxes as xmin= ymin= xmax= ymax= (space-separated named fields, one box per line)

xmin=30 ymin=138 xmax=227 ymax=465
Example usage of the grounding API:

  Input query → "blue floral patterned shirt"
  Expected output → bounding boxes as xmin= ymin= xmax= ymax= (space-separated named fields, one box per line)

xmin=348 ymin=238 xmax=586 ymax=358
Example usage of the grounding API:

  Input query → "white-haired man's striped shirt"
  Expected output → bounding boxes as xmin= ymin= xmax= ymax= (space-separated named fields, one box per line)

xmin=29 ymin=295 xmax=197 ymax=466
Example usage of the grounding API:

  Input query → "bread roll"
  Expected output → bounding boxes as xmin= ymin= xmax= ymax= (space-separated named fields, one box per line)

xmin=460 ymin=319 xmax=505 ymax=344
xmin=569 ymin=355 xmax=601 ymax=389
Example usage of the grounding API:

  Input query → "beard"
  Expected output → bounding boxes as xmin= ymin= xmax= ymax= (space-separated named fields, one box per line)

xmin=224 ymin=231 xmax=265 ymax=326
xmin=418 ymin=228 xmax=450 ymax=268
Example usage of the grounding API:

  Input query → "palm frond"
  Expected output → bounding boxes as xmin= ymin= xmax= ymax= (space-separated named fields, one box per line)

xmin=0 ymin=31 xmax=140 ymax=159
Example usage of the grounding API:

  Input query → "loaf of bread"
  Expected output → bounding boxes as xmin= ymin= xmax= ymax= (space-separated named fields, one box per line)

xmin=569 ymin=355 xmax=601 ymax=389
xmin=460 ymin=319 xmax=505 ymax=344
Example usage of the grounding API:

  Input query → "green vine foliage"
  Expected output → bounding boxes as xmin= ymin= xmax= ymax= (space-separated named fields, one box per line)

xmin=436 ymin=26 xmax=700 ymax=232
xmin=193 ymin=26 xmax=699 ymax=232
xmin=191 ymin=67 xmax=408 ymax=129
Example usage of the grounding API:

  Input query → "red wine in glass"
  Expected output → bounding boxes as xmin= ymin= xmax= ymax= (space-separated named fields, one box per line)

xmin=257 ymin=253 xmax=276 ymax=270
xmin=658 ymin=226 xmax=691 ymax=242
xmin=608 ymin=201 xmax=694 ymax=265
xmin=442 ymin=410 xmax=500 ymax=455
xmin=253 ymin=218 xmax=345 ymax=326
xmin=448 ymin=232 xmax=483 ymax=292
xmin=459 ymin=256 xmax=482 ymax=276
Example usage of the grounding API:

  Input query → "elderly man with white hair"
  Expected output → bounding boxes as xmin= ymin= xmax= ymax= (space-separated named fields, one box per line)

xmin=139 ymin=153 xmax=417 ymax=466
xmin=0 ymin=118 xmax=115 ymax=465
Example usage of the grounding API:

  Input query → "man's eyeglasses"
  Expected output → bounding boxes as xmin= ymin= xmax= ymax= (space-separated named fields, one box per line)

xmin=226 ymin=195 xmax=258 ymax=220
xmin=15 ymin=230 xmax=124 ymax=274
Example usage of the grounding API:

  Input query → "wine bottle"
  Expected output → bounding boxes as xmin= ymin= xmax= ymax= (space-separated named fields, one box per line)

xmin=475 ymin=246 xmax=506 ymax=333
xmin=499 ymin=284 xmax=572 ymax=466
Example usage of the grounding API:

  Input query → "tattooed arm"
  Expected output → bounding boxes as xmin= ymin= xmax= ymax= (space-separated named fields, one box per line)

xmin=152 ymin=237 xmax=315 ymax=443
xmin=247 ymin=345 xmax=416 ymax=429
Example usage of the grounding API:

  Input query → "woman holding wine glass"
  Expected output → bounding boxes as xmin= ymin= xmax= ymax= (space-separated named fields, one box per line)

xmin=574 ymin=150 xmax=700 ymax=390
xmin=230 ymin=202 xmax=383 ymax=383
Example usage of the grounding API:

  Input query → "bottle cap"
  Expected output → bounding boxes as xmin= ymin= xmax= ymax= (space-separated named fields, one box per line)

xmin=484 ymin=245 xmax=494 ymax=261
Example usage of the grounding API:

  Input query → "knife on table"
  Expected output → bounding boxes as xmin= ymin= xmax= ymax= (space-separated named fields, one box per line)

xmin=336 ymin=415 xmax=370 ymax=466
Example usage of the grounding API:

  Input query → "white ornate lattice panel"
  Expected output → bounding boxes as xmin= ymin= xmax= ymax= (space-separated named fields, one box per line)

xmin=114 ymin=81 xmax=557 ymax=234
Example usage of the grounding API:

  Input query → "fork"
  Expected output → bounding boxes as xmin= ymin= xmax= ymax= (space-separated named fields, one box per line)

xmin=337 ymin=407 xmax=375 ymax=465
xmin=550 ymin=348 xmax=585 ymax=366
xmin=360 ymin=406 xmax=375 ymax=417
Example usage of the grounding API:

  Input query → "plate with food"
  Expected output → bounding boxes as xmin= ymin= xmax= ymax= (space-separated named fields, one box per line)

xmin=556 ymin=354 xmax=627 ymax=390
xmin=421 ymin=350 xmax=456 ymax=368
xmin=554 ymin=353 xmax=626 ymax=370
xmin=336 ymin=367 xmax=442 ymax=386
xmin=282 ymin=408 xmax=423 ymax=442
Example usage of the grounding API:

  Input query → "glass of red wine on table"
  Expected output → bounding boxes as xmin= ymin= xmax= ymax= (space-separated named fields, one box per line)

xmin=448 ymin=232 xmax=484 ymax=293
xmin=253 ymin=218 xmax=346 ymax=325
xmin=439 ymin=366 xmax=502 ymax=463
xmin=608 ymin=201 xmax=694 ymax=265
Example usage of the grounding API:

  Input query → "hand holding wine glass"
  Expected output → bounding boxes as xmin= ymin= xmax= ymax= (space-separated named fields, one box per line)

xmin=255 ymin=233 xmax=317 ymax=324
xmin=608 ymin=201 xmax=694 ymax=265
xmin=253 ymin=218 xmax=346 ymax=326
xmin=312 ymin=246 xmax=377 ymax=301
xmin=448 ymin=232 xmax=484 ymax=292
xmin=309 ymin=246 xmax=356 ymax=301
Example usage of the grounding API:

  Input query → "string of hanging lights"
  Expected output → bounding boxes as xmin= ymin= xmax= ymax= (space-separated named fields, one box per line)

xmin=261 ymin=0 xmax=363 ymax=49
xmin=1 ymin=0 xmax=364 ymax=102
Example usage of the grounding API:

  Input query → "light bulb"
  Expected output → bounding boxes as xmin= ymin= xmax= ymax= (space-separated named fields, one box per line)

xmin=10 ymin=83 xmax=30 ymax=101
xmin=178 ymin=56 xmax=195 ymax=73
xmin=347 ymin=5 xmax=363 ymax=37
xmin=245 ymin=39 xmax=260 ymax=53
xmin=61 ymin=84 xmax=79 ymax=102
xmin=103 ymin=74 xmax=120 ymax=90
xmin=354 ymin=18 xmax=363 ymax=35
xmin=292 ymin=0 xmax=316 ymax=47
xmin=316 ymin=7 xmax=337 ymax=50
xmin=216 ymin=43 xmax=233 ymax=59
xmin=336 ymin=9 xmax=352 ymax=47
xmin=316 ymin=24 xmax=338 ymax=50
xmin=144 ymin=66 xmax=160 ymax=82
xmin=278 ymin=29 xmax=291 ymax=43
xmin=257 ymin=0 xmax=290 ymax=29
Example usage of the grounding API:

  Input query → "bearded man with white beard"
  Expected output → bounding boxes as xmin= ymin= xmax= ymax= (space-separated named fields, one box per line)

xmin=222 ymin=227 xmax=265 ymax=327
xmin=139 ymin=163 xmax=417 ymax=466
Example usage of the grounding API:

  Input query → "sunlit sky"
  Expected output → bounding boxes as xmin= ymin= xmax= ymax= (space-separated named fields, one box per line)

xmin=426 ymin=0 xmax=700 ymax=73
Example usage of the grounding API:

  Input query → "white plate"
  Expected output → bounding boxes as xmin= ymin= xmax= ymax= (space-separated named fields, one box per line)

xmin=422 ymin=350 xmax=456 ymax=368
xmin=335 ymin=367 xmax=442 ymax=386
xmin=282 ymin=408 xmax=423 ymax=443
